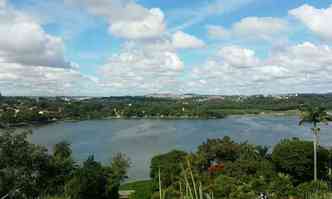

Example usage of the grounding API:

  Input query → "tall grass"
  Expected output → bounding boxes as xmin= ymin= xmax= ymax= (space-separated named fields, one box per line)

xmin=158 ymin=160 xmax=214 ymax=199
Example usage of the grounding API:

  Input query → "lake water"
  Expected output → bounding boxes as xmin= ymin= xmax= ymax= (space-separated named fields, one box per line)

xmin=30 ymin=116 xmax=332 ymax=180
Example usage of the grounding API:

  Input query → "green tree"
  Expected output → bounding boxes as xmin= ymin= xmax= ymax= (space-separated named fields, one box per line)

xmin=48 ymin=141 xmax=75 ymax=194
xmin=64 ymin=156 xmax=110 ymax=199
xmin=110 ymin=153 xmax=131 ymax=183
xmin=272 ymin=138 xmax=329 ymax=184
xmin=299 ymin=105 xmax=331 ymax=181
xmin=0 ymin=130 xmax=52 ymax=198
xmin=150 ymin=150 xmax=187 ymax=189
xmin=54 ymin=141 xmax=72 ymax=159
xmin=268 ymin=173 xmax=295 ymax=199
xmin=197 ymin=136 xmax=241 ymax=168
xmin=213 ymin=175 xmax=238 ymax=198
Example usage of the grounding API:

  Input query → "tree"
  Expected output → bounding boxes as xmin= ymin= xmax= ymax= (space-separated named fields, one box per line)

xmin=299 ymin=105 xmax=331 ymax=181
xmin=65 ymin=156 xmax=110 ymax=199
xmin=268 ymin=173 xmax=295 ymax=199
xmin=0 ymin=130 xmax=52 ymax=198
xmin=197 ymin=136 xmax=241 ymax=168
xmin=272 ymin=138 xmax=329 ymax=184
xmin=110 ymin=153 xmax=131 ymax=183
xmin=150 ymin=150 xmax=187 ymax=189
xmin=213 ymin=175 xmax=238 ymax=198
xmin=54 ymin=141 xmax=72 ymax=159
xmin=49 ymin=141 xmax=75 ymax=194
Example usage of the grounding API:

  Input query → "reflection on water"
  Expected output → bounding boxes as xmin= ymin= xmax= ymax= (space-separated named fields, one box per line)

xmin=30 ymin=116 xmax=332 ymax=180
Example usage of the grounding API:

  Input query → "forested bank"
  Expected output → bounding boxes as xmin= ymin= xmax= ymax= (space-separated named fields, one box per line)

xmin=1 ymin=94 xmax=332 ymax=127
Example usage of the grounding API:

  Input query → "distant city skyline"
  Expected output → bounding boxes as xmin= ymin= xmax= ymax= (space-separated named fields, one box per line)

xmin=0 ymin=0 xmax=332 ymax=96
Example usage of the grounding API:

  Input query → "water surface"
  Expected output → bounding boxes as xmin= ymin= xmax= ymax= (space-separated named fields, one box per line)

xmin=30 ymin=116 xmax=332 ymax=180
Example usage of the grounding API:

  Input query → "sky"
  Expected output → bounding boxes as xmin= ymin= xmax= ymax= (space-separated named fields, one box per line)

xmin=1 ymin=0 xmax=332 ymax=96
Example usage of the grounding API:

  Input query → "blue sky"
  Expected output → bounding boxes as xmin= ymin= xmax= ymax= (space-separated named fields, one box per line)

xmin=0 ymin=0 xmax=332 ymax=96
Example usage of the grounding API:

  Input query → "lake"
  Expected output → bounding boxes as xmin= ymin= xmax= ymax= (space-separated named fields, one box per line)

xmin=30 ymin=115 xmax=332 ymax=180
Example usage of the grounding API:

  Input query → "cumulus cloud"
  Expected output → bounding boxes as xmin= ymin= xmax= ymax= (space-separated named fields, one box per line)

xmin=207 ymin=17 xmax=288 ymax=42
xmin=172 ymin=31 xmax=205 ymax=49
xmin=289 ymin=4 xmax=332 ymax=41
xmin=0 ymin=6 xmax=73 ymax=68
xmin=186 ymin=42 xmax=332 ymax=95
xmin=267 ymin=42 xmax=332 ymax=73
xmin=218 ymin=46 xmax=259 ymax=67
xmin=68 ymin=0 xmax=166 ymax=40
xmin=109 ymin=8 xmax=166 ymax=39
xmin=0 ymin=1 xmax=90 ymax=96
xmin=98 ymin=42 xmax=183 ymax=94
xmin=0 ymin=62 xmax=98 ymax=96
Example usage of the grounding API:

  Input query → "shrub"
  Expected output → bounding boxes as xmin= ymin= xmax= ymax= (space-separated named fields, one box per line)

xmin=296 ymin=180 xmax=328 ymax=194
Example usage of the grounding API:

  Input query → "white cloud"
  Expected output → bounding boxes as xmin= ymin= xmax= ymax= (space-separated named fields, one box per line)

xmin=186 ymin=42 xmax=332 ymax=95
xmin=233 ymin=17 xmax=288 ymax=40
xmin=207 ymin=17 xmax=288 ymax=42
xmin=289 ymin=4 xmax=332 ymax=41
xmin=0 ymin=0 xmax=6 ymax=9
xmin=267 ymin=42 xmax=332 ymax=73
xmin=98 ymin=42 xmax=183 ymax=94
xmin=172 ymin=31 xmax=205 ymax=49
xmin=0 ymin=62 xmax=98 ymax=96
xmin=218 ymin=46 xmax=259 ymax=67
xmin=0 ymin=1 xmax=90 ymax=96
xmin=0 ymin=7 xmax=73 ymax=68
xmin=109 ymin=8 xmax=166 ymax=40
xmin=207 ymin=25 xmax=230 ymax=39
xmin=68 ymin=0 xmax=166 ymax=40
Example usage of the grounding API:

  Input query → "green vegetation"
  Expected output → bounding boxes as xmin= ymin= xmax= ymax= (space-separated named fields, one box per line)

xmin=0 ymin=130 xmax=130 ymax=199
xmin=1 ymin=128 xmax=332 ymax=198
xmin=148 ymin=136 xmax=332 ymax=199
xmin=299 ymin=106 xmax=332 ymax=181
xmin=1 ymin=93 xmax=332 ymax=127
xmin=1 ymin=104 xmax=332 ymax=198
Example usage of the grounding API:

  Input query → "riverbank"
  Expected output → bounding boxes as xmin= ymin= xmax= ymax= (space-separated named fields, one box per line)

xmin=1 ymin=109 xmax=300 ymax=129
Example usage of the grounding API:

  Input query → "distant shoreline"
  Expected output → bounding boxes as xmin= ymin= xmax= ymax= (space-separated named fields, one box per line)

xmin=0 ymin=109 xmax=301 ymax=130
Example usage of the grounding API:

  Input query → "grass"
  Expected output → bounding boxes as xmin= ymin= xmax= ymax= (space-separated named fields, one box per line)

xmin=120 ymin=180 xmax=153 ymax=199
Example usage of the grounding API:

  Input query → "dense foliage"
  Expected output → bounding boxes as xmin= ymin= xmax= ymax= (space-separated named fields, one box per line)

xmin=272 ymin=138 xmax=329 ymax=184
xmin=149 ymin=136 xmax=332 ymax=199
xmin=0 ymin=130 xmax=130 ymax=199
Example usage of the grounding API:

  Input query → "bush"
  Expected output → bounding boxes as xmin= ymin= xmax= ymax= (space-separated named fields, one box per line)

xmin=64 ymin=156 xmax=117 ymax=199
xmin=214 ymin=175 xmax=238 ymax=198
xmin=296 ymin=180 xmax=329 ymax=194
xmin=223 ymin=159 xmax=275 ymax=181
xmin=65 ymin=157 xmax=113 ymax=199
xmin=268 ymin=173 xmax=295 ymax=199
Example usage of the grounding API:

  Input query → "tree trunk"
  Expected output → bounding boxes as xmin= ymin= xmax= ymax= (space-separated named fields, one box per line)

xmin=313 ymin=129 xmax=318 ymax=181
